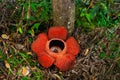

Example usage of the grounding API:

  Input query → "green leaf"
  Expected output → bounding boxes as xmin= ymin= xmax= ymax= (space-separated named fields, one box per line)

xmin=19 ymin=52 xmax=27 ymax=58
xmin=31 ymin=3 xmax=37 ymax=12
xmin=100 ymin=52 xmax=106 ymax=59
xmin=80 ymin=8 xmax=86 ymax=17
xmin=0 ymin=49 xmax=6 ymax=60
xmin=90 ymin=5 xmax=99 ymax=18
xmin=118 ymin=13 xmax=120 ymax=17
xmin=109 ymin=52 xmax=116 ymax=59
xmin=18 ymin=27 xmax=23 ymax=34
xmin=76 ymin=20 xmax=81 ymax=26
xmin=85 ymin=14 xmax=91 ymax=22
xmin=27 ymin=29 xmax=35 ymax=37
xmin=32 ymin=23 xmax=40 ymax=30
xmin=20 ymin=76 xmax=28 ymax=80
xmin=101 ymin=3 xmax=108 ymax=14
xmin=28 ymin=16 xmax=36 ymax=21
xmin=23 ymin=3 xmax=28 ymax=11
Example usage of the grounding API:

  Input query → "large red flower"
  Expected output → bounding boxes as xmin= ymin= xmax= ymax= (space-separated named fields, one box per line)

xmin=31 ymin=26 xmax=80 ymax=71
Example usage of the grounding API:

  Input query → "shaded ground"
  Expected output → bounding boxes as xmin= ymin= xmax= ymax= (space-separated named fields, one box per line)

xmin=0 ymin=25 xmax=120 ymax=80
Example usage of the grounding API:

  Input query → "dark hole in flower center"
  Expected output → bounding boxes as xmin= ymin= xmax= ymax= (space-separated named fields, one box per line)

xmin=49 ymin=40 xmax=64 ymax=53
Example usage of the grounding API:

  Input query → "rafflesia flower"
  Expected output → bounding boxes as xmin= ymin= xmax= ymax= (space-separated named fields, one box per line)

xmin=31 ymin=26 xmax=80 ymax=71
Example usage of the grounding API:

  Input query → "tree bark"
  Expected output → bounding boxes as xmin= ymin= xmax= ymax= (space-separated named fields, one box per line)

xmin=52 ymin=0 xmax=75 ymax=35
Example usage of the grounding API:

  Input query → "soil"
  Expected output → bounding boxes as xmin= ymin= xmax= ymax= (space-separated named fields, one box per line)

xmin=0 ymin=25 xmax=120 ymax=80
xmin=40 ymin=26 xmax=120 ymax=80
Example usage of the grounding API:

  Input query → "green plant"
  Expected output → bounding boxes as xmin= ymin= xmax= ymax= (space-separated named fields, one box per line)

xmin=17 ymin=0 xmax=52 ymax=36
xmin=99 ymin=28 xmax=120 ymax=67
xmin=30 ymin=70 xmax=44 ymax=80
xmin=0 ymin=49 xmax=6 ymax=60
xmin=75 ymin=0 xmax=120 ymax=31
xmin=2 ymin=0 xmax=52 ymax=36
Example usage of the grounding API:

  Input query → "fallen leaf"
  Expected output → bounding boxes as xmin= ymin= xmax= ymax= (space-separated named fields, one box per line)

xmin=27 ymin=52 xmax=32 ymax=55
xmin=15 ymin=44 xmax=24 ymax=50
xmin=84 ymin=48 xmax=89 ymax=56
xmin=53 ymin=74 xmax=62 ymax=80
xmin=1 ymin=34 xmax=9 ymax=39
xmin=22 ymin=66 xmax=30 ymax=76
xmin=5 ymin=60 xmax=10 ymax=69
xmin=0 ymin=74 xmax=6 ymax=80
xmin=31 ymin=67 xmax=37 ymax=71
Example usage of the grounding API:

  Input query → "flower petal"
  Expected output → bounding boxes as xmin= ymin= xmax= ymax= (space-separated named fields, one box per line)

xmin=38 ymin=51 xmax=54 ymax=68
xmin=31 ymin=33 xmax=48 ymax=56
xmin=66 ymin=37 xmax=80 ymax=56
xmin=48 ymin=26 xmax=68 ymax=40
xmin=54 ymin=54 xmax=75 ymax=71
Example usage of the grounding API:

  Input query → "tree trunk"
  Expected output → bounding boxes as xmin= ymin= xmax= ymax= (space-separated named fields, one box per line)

xmin=52 ymin=0 xmax=75 ymax=35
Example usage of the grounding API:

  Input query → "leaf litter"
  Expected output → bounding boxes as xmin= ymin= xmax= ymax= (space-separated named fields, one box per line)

xmin=0 ymin=25 xmax=120 ymax=79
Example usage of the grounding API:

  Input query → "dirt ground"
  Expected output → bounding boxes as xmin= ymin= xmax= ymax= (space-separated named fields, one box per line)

xmin=0 ymin=1 xmax=120 ymax=80
xmin=0 ymin=25 xmax=120 ymax=80
xmin=40 ymin=26 xmax=120 ymax=80
xmin=63 ymin=26 xmax=120 ymax=80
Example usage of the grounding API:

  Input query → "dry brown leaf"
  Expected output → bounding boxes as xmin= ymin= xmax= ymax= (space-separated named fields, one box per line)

xmin=53 ymin=74 xmax=62 ymax=80
xmin=27 ymin=52 xmax=32 ymax=55
xmin=84 ymin=48 xmax=89 ymax=56
xmin=1 ymin=34 xmax=9 ymax=39
xmin=0 ymin=74 xmax=6 ymax=80
xmin=15 ymin=44 xmax=24 ymax=50
xmin=31 ymin=67 xmax=37 ymax=71
xmin=22 ymin=66 xmax=30 ymax=76
xmin=5 ymin=60 xmax=10 ymax=69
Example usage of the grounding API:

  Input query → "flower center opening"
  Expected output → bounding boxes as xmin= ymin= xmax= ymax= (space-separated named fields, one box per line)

xmin=49 ymin=40 xmax=64 ymax=53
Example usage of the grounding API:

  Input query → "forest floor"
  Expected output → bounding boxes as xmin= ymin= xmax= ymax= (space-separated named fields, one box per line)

xmin=0 ymin=0 xmax=120 ymax=79
xmin=0 ymin=25 xmax=120 ymax=80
